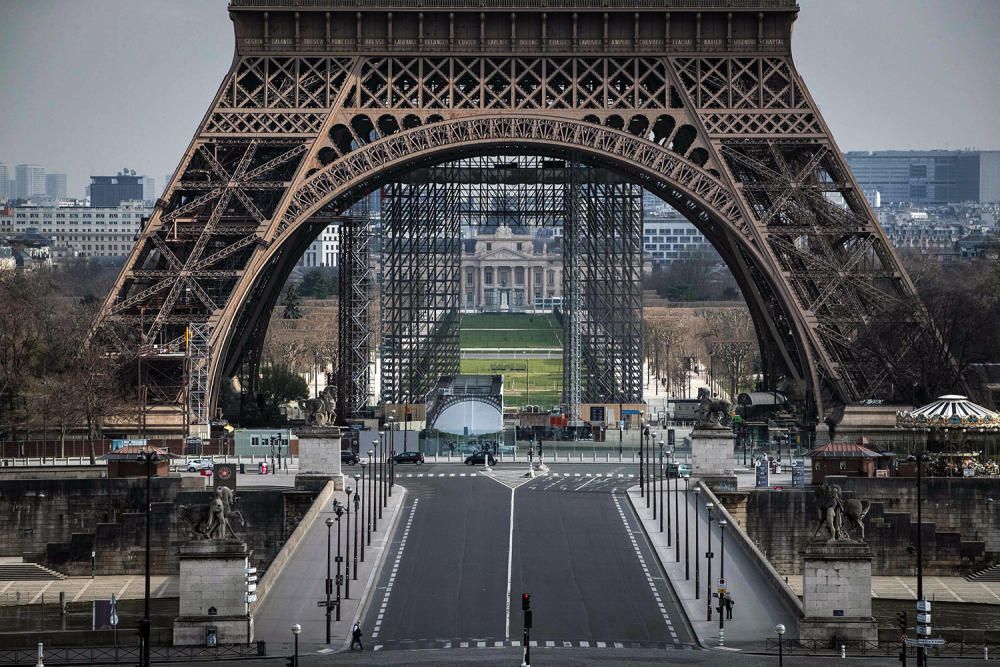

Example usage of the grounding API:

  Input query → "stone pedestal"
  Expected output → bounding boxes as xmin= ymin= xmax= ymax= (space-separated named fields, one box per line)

xmin=296 ymin=426 xmax=344 ymax=490
xmin=799 ymin=542 xmax=878 ymax=645
xmin=690 ymin=426 xmax=736 ymax=491
xmin=173 ymin=540 xmax=253 ymax=646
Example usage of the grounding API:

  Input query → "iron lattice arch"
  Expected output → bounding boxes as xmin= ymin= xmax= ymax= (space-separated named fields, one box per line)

xmin=92 ymin=1 xmax=934 ymax=429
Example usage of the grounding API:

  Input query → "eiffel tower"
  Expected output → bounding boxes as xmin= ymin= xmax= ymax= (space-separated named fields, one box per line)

xmin=92 ymin=0 xmax=934 ymax=433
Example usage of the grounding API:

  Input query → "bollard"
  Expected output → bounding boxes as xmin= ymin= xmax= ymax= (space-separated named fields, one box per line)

xmin=35 ymin=642 xmax=43 ymax=667
xmin=840 ymin=644 xmax=846 ymax=659
xmin=985 ymin=646 xmax=989 ymax=660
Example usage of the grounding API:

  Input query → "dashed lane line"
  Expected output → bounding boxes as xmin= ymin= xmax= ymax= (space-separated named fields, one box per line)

xmin=612 ymin=494 xmax=679 ymax=644
xmin=371 ymin=498 xmax=419 ymax=640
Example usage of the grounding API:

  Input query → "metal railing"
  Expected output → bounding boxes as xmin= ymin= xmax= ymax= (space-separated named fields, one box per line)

xmin=0 ymin=642 xmax=266 ymax=665
xmin=231 ymin=0 xmax=797 ymax=10
xmin=235 ymin=35 xmax=789 ymax=53
xmin=764 ymin=638 xmax=999 ymax=659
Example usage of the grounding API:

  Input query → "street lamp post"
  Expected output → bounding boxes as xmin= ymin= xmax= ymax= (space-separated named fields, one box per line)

xmin=387 ymin=413 xmax=395 ymax=501
xmin=334 ymin=501 xmax=344 ymax=621
xmin=353 ymin=474 xmax=361 ymax=576
xmin=706 ymin=501 xmax=715 ymax=621
xmin=719 ymin=518 xmax=727 ymax=646
xmin=775 ymin=624 xmax=785 ymax=667
xmin=137 ymin=449 xmax=159 ymax=667
xmin=345 ymin=485 xmax=353 ymax=599
xmin=291 ymin=624 xmax=301 ymax=667
xmin=658 ymin=441 xmax=665 ymax=533
xmin=693 ymin=486 xmax=701 ymax=599
xmin=370 ymin=446 xmax=379 ymax=529
xmin=915 ymin=451 xmax=930 ymax=667
xmin=639 ymin=421 xmax=645 ymax=499
xmin=684 ymin=477 xmax=690 ymax=579
xmin=674 ymin=462 xmax=681 ymax=563
xmin=324 ymin=517 xmax=334 ymax=643
xmin=652 ymin=434 xmax=658 ymax=522
xmin=359 ymin=463 xmax=367 ymax=559
xmin=379 ymin=430 xmax=386 ymax=517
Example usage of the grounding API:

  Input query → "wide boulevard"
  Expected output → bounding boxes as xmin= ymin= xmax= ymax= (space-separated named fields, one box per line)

xmin=359 ymin=462 xmax=696 ymax=654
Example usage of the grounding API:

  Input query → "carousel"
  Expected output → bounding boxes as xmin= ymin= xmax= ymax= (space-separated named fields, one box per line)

xmin=896 ymin=395 xmax=1000 ymax=470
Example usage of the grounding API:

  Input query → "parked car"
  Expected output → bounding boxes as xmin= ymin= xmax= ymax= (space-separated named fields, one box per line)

xmin=341 ymin=450 xmax=360 ymax=465
xmin=464 ymin=452 xmax=497 ymax=466
xmin=186 ymin=458 xmax=214 ymax=472
xmin=393 ymin=451 xmax=425 ymax=464
xmin=667 ymin=462 xmax=692 ymax=478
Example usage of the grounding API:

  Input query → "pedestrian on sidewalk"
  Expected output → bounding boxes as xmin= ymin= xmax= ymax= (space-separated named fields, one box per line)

xmin=724 ymin=593 xmax=734 ymax=620
xmin=350 ymin=622 xmax=364 ymax=651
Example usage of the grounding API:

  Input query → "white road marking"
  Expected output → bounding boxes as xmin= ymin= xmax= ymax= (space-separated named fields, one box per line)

xmin=371 ymin=499 xmax=419 ymax=639
xmin=574 ymin=477 xmax=598 ymax=492
xmin=504 ymin=485 xmax=516 ymax=640
xmin=613 ymin=495 xmax=678 ymax=641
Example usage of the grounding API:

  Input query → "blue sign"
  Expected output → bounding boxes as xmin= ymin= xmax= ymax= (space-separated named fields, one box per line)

xmin=755 ymin=461 xmax=770 ymax=488
xmin=792 ymin=461 xmax=805 ymax=487
xmin=622 ymin=409 xmax=641 ymax=415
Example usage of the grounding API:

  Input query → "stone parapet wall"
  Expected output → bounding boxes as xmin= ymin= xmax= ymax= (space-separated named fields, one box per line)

xmin=0 ymin=476 xmax=319 ymax=578
xmin=743 ymin=479 xmax=998 ymax=576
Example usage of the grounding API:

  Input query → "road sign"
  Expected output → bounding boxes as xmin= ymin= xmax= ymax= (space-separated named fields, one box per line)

xmin=916 ymin=612 xmax=930 ymax=624
xmin=904 ymin=638 xmax=945 ymax=647
xmin=916 ymin=625 xmax=932 ymax=636
xmin=246 ymin=584 xmax=257 ymax=593
xmin=246 ymin=594 xmax=257 ymax=603
xmin=917 ymin=600 xmax=932 ymax=612
xmin=244 ymin=567 xmax=257 ymax=574
xmin=718 ymin=578 xmax=726 ymax=587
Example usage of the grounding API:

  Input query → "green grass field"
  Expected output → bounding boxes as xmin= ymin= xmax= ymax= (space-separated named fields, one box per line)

xmin=459 ymin=357 xmax=563 ymax=409
xmin=459 ymin=313 xmax=563 ymax=349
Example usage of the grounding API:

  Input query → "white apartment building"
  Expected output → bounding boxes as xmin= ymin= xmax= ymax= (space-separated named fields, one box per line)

xmin=643 ymin=210 xmax=716 ymax=267
xmin=11 ymin=201 xmax=150 ymax=258
xmin=298 ymin=224 xmax=340 ymax=268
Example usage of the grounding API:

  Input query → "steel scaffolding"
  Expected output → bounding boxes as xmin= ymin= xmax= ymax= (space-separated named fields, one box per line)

xmin=379 ymin=180 xmax=462 ymax=405
xmin=337 ymin=201 xmax=374 ymax=420
xmin=563 ymin=171 xmax=644 ymax=410
xmin=186 ymin=322 xmax=212 ymax=427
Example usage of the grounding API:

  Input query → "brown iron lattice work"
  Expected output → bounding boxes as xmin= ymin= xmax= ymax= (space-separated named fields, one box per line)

xmin=92 ymin=1 xmax=933 ymax=430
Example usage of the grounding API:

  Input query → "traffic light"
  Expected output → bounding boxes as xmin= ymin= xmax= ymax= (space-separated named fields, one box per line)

xmin=897 ymin=611 xmax=907 ymax=631
xmin=522 ymin=593 xmax=531 ymax=611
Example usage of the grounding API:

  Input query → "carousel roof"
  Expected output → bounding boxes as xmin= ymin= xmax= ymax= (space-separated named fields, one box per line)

xmin=896 ymin=395 xmax=1000 ymax=430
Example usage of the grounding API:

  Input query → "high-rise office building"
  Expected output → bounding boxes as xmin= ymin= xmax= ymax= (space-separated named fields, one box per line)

xmin=15 ymin=164 xmax=46 ymax=199
xmin=844 ymin=150 xmax=1000 ymax=205
xmin=0 ymin=164 xmax=9 ymax=200
xmin=45 ymin=173 xmax=67 ymax=200
xmin=89 ymin=173 xmax=145 ymax=207
xmin=141 ymin=176 xmax=156 ymax=203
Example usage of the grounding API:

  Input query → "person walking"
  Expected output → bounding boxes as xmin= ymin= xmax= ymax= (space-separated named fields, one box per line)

xmin=350 ymin=622 xmax=364 ymax=651
xmin=724 ymin=593 xmax=734 ymax=620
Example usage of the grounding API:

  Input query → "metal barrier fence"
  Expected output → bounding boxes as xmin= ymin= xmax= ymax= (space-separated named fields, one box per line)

xmin=0 ymin=641 xmax=266 ymax=665
xmin=764 ymin=638 xmax=998 ymax=659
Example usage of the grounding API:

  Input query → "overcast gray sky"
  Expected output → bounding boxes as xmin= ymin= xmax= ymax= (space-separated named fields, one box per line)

xmin=1 ymin=0 xmax=998 ymax=197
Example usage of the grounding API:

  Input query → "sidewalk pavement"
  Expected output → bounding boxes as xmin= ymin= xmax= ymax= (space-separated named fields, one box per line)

xmin=254 ymin=481 xmax=407 ymax=653
xmin=0 ymin=575 xmax=177 ymax=605
xmin=628 ymin=484 xmax=798 ymax=650
xmin=785 ymin=575 xmax=1000 ymax=605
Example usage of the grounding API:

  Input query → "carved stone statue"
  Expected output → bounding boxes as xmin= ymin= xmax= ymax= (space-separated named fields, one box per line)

xmin=810 ymin=483 xmax=870 ymax=543
xmin=695 ymin=387 xmax=732 ymax=429
xmin=299 ymin=384 xmax=337 ymax=427
xmin=178 ymin=486 xmax=244 ymax=541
